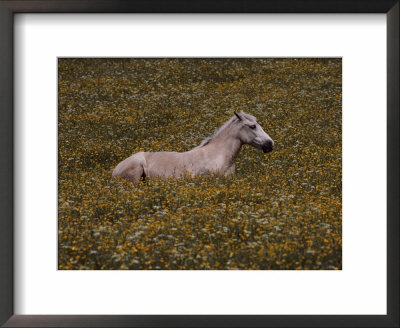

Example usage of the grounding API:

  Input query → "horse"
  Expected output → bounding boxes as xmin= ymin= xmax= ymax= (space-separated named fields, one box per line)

xmin=112 ymin=111 xmax=274 ymax=183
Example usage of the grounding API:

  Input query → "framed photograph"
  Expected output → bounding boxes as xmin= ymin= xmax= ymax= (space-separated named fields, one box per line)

xmin=57 ymin=57 xmax=342 ymax=271
xmin=1 ymin=1 xmax=398 ymax=327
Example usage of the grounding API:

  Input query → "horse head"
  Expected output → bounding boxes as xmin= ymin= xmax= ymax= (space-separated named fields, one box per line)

xmin=234 ymin=111 xmax=274 ymax=153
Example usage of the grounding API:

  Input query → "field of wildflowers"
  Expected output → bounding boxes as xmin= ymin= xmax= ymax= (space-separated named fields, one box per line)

xmin=58 ymin=58 xmax=342 ymax=270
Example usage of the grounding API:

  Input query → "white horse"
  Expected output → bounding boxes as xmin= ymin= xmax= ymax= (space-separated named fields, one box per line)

xmin=112 ymin=111 xmax=274 ymax=183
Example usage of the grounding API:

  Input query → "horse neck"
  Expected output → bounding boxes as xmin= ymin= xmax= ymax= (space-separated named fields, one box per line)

xmin=207 ymin=127 xmax=242 ymax=164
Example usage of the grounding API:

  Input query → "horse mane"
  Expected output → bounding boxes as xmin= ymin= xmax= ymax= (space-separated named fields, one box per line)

xmin=197 ymin=112 xmax=256 ymax=148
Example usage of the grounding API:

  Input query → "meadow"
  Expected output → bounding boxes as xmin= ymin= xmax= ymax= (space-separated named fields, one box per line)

xmin=58 ymin=58 xmax=342 ymax=270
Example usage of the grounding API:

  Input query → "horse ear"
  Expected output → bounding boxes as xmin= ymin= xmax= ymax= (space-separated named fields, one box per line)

xmin=234 ymin=112 xmax=242 ymax=121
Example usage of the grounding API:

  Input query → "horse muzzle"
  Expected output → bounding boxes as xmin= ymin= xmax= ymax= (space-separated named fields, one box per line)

xmin=262 ymin=140 xmax=274 ymax=153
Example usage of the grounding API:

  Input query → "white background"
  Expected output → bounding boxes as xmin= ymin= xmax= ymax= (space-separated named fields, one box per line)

xmin=14 ymin=14 xmax=387 ymax=315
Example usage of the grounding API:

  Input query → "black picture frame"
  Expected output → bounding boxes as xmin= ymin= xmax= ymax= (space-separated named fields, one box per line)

xmin=0 ymin=1 xmax=398 ymax=327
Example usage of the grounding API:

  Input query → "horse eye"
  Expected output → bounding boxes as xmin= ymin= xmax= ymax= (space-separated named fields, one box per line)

xmin=249 ymin=125 xmax=256 ymax=129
